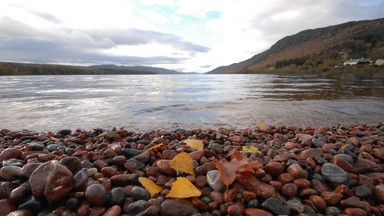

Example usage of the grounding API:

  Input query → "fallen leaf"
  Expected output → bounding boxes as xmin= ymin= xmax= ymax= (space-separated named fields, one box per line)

xmin=139 ymin=177 xmax=162 ymax=197
xmin=170 ymin=152 xmax=195 ymax=175
xmin=216 ymin=151 xmax=259 ymax=190
xmin=256 ymin=124 xmax=265 ymax=129
xmin=144 ymin=143 xmax=164 ymax=153
xmin=184 ymin=139 xmax=204 ymax=150
xmin=240 ymin=146 xmax=262 ymax=154
xmin=47 ymin=131 xmax=60 ymax=142
xmin=166 ymin=177 xmax=201 ymax=198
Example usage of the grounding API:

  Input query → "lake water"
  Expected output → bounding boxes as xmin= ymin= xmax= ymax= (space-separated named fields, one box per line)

xmin=1 ymin=73 xmax=383 ymax=131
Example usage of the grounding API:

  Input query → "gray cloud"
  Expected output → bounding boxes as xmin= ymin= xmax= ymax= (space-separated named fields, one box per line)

xmin=0 ymin=37 xmax=187 ymax=65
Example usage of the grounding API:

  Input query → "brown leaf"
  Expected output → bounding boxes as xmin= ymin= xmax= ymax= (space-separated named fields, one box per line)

xmin=215 ymin=151 xmax=259 ymax=189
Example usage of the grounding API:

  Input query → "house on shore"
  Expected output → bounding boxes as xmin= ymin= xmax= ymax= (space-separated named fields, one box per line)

xmin=376 ymin=59 xmax=384 ymax=65
xmin=343 ymin=58 xmax=373 ymax=66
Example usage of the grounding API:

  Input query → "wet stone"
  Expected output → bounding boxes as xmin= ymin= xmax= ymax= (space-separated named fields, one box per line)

xmin=108 ymin=187 xmax=126 ymax=205
xmin=206 ymin=170 xmax=226 ymax=192
xmin=0 ymin=199 xmax=14 ymax=216
xmin=287 ymin=199 xmax=304 ymax=213
xmin=244 ymin=208 xmax=273 ymax=216
xmin=247 ymin=199 xmax=259 ymax=208
xmin=0 ymin=166 xmax=21 ymax=180
xmin=20 ymin=162 xmax=42 ymax=178
xmin=312 ymin=138 xmax=325 ymax=147
xmin=261 ymin=198 xmax=291 ymax=215
xmin=0 ymin=148 xmax=21 ymax=162
xmin=136 ymin=205 xmax=158 ymax=216
xmin=9 ymin=182 xmax=30 ymax=203
xmin=85 ymin=184 xmax=108 ymax=206
xmin=3 ymin=158 xmax=23 ymax=167
xmin=104 ymin=205 xmax=121 ymax=216
xmin=321 ymin=163 xmax=350 ymax=187
xmin=354 ymin=185 xmax=372 ymax=198
xmin=208 ymin=143 xmax=222 ymax=154
xmin=122 ymin=148 xmax=141 ymax=158
xmin=72 ymin=170 xmax=88 ymax=189
xmin=124 ymin=200 xmax=148 ymax=215
xmin=17 ymin=195 xmax=43 ymax=213
xmin=65 ymin=197 xmax=80 ymax=212
xmin=132 ymin=151 xmax=151 ymax=164
xmin=160 ymin=199 xmax=199 ymax=216
xmin=7 ymin=209 xmax=34 ymax=216
xmin=131 ymin=186 xmax=150 ymax=201
xmin=324 ymin=206 xmax=341 ymax=216
xmin=60 ymin=156 xmax=82 ymax=174
xmin=126 ymin=159 xmax=145 ymax=171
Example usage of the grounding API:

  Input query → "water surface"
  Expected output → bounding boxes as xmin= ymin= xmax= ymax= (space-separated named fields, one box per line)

xmin=1 ymin=74 xmax=383 ymax=131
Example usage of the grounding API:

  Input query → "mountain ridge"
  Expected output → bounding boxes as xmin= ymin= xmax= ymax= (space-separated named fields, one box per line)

xmin=208 ymin=18 xmax=384 ymax=74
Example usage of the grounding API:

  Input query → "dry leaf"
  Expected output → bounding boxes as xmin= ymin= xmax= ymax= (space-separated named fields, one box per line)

xmin=47 ymin=131 xmax=60 ymax=142
xmin=170 ymin=152 xmax=195 ymax=175
xmin=139 ymin=177 xmax=162 ymax=197
xmin=184 ymin=139 xmax=204 ymax=150
xmin=144 ymin=143 xmax=164 ymax=153
xmin=256 ymin=124 xmax=265 ymax=129
xmin=216 ymin=151 xmax=260 ymax=190
xmin=166 ymin=177 xmax=201 ymax=198
xmin=240 ymin=146 xmax=262 ymax=154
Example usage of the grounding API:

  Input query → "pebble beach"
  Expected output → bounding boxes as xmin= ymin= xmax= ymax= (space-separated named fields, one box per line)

xmin=1 ymin=123 xmax=384 ymax=216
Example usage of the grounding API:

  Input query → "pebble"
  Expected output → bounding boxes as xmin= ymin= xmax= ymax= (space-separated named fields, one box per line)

xmin=244 ymin=208 xmax=273 ymax=216
xmin=124 ymin=200 xmax=149 ymax=214
xmin=261 ymin=198 xmax=291 ymax=215
xmin=108 ymin=187 xmax=126 ymax=205
xmin=324 ymin=206 xmax=341 ymax=216
xmin=0 ymin=166 xmax=21 ymax=180
xmin=206 ymin=170 xmax=226 ymax=192
xmin=103 ymin=205 xmax=121 ymax=216
xmin=264 ymin=161 xmax=284 ymax=176
xmin=131 ymin=186 xmax=151 ymax=201
xmin=29 ymin=160 xmax=73 ymax=201
xmin=321 ymin=163 xmax=350 ymax=187
xmin=160 ymin=199 xmax=199 ymax=216
xmin=60 ymin=156 xmax=82 ymax=174
xmin=85 ymin=184 xmax=108 ymax=206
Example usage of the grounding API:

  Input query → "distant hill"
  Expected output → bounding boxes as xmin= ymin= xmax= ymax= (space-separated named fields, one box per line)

xmin=0 ymin=62 xmax=186 ymax=75
xmin=89 ymin=65 xmax=181 ymax=74
xmin=208 ymin=18 xmax=384 ymax=74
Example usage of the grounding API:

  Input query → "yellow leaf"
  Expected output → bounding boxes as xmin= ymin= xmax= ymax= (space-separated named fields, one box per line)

xmin=256 ymin=124 xmax=265 ymax=129
xmin=166 ymin=177 xmax=201 ymax=198
xmin=138 ymin=177 xmax=162 ymax=197
xmin=144 ymin=143 xmax=164 ymax=153
xmin=184 ymin=139 xmax=204 ymax=150
xmin=170 ymin=152 xmax=195 ymax=175
xmin=240 ymin=146 xmax=262 ymax=154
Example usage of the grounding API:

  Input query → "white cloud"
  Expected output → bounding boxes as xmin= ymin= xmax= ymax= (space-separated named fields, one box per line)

xmin=0 ymin=0 xmax=383 ymax=72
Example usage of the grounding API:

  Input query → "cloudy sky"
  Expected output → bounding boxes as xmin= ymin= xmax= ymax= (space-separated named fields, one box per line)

xmin=0 ymin=0 xmax=383 ymax=72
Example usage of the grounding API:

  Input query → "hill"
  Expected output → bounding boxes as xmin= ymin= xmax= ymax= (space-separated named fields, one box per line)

xmin=208 ymin=18 xmax=384 ymax=74
xmin=0 ymin=62 xmax=181 ymax=75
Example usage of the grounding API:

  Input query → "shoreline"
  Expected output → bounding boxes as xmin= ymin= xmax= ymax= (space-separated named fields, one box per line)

xmin=1 ymin=123 xmax=384 ymax=215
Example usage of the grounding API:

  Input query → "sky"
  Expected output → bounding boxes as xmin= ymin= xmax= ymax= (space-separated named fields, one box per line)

xmin=0 ymin=0 xmax=383 ymax=73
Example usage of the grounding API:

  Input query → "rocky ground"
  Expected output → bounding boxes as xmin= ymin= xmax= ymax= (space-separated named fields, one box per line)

xmin=1 ymin=123 xmax=384 ymax=216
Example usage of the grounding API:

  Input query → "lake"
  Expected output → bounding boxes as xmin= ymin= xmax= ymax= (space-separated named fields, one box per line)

xmin=1 ymin=73 xmax=383 ymax=131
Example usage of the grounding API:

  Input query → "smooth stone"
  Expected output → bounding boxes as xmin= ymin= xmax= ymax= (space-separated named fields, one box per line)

xmin=334 ymin=154 xmax=354 ymax=164
xmin=81 ymin=160 xmax=95 ymax=169
xmin=261 ymin=198 xmax=291 ymax=215
xmin=60 ymin=156 xmax=82 ymax=174
xmin=0 ymin=182 xmax=14 ymax=199
xmin=136 ymin=205 xmax=158 ymax=216
xmin=344 ymin=208 xmax=368 ymax=216
xmin=86 ymin=168 xmax=98 ymax=177
xmin=104 ymin=205 xmax=121 ymax=216
xmin=124 ymin=200 xmax=148 ymax=215
xmin=330 ymin=157 xmax=358 ymax=174
xmin=9 ymin=182 xmax=30 ymax=203
xmin=354 ymin=185 xmax=372 ymax=198
xmin=374 ymin=184 xmax=384 ymax=202
xmin=122 ymin=148 xmax=142 ymax=158
xmin=287 ymin=199 xmax=304 ymax=213
xmin=156 ymin=160 xmax=176 ymax=175
xmin=237 ymin=172 xmax=276 ymax=199
xmin=17 ymin=195 xmax=43 ymax=213
xmin=7 ymin=209 xmax=34 ymax=216
xmin=131 ymin=186 xmax=150 ymax=201
xmin=282 ymin=183 xmax=298 ymax=197
xmin=247 ymin=199 xmax=259 ymax=208
xmin=108 ymin=187 xmax=126 ymax=205
xmin=20 ymin=162 xmax=42 ymax=178
xmin=126 ymin=159 xmax=145 ymax=171
xmin=303 ymin=204 xmax=316 ymax=216
xmin=208 ymin=143 xmax=222 ymax=154
xmin=85 ymin=184 xmax=108 ymax=206
xmin=312 ymin=138 xmax=325 ymax=147
xmin=264 ymin=161 xmax=285 ymax=176
xmin=0 ymin=166 xmax=21 ymax=180
xmin=321 ymin=163 xmax=350 ymax=187
xmin=29 ymin=160 xmax=73 ymax=201
xmin=160 ymin=199 xmax=199 ymax=216
xmin=57 ymin=129 xmax=72 ymax=136
xmin=206 ymin=170 xmax=226 ymax=192
xmin=65 ymin=197 xmax=80 ymax=212
xmin=0 ymin=199 xmax=14 ymax=216
xmin=244 ymin=208 xmax=273 ymax=216
xmin=287 ymin=164 xmax=307 ymax=179
xmin=72 ymin=170 xmax=88 ymax=189
xmin=132 ymin=151 xmax=150 ymax=164
xmin=2 ymin=158 xmax=23 ymax=167
xmin=0 ymin=148 xmax=21 ymax=162
xmin=324 ymin=206 xmax=341 ymax=216
xmin=320 ymin=191 xmax=343 ymax=205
